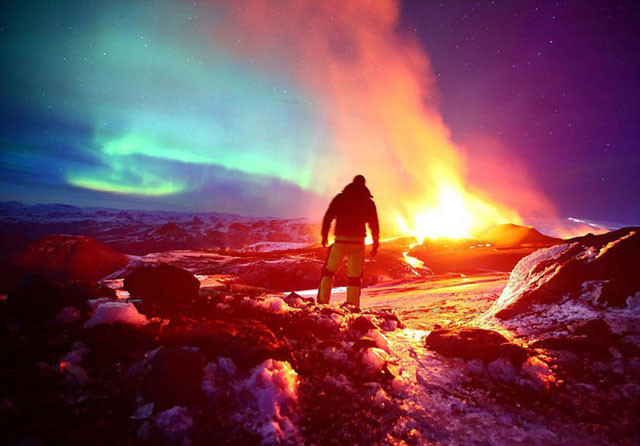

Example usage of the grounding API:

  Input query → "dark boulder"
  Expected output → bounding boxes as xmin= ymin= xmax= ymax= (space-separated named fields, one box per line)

xmin=143 ymin=347 xmax=204 ymax=410
xmin=82 ymin=322 xmax=158 ymax=366
xmin=425 ymin=327 xmax=529 ymax=365
xmin=350 ymin=316 xmax=377 ymax=333
xmin=285 ymin=291 xmax=315 ymax=307
xmin=352 ymin=336 xmax=379 ymax=352
xmin=530 ymin=336 xmax=611 ymax=359
xmin=573 ymin=318 xmax=612 ymax=338
xmin=158 ymin=318 xmax=290 ymax=369
xmin=7 ymin=275 xmax=116 ymax=324
xmin=124 ymin=263 xmax=200 ymax=315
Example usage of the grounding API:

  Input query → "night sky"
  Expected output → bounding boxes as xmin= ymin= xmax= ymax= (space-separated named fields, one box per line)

xmin=1 ymin=0 xmax=638 ymax=228
xmin=401 ymin=0 xmax=640 ymax=225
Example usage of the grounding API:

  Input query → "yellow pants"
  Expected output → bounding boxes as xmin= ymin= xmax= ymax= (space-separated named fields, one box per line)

xmin=317 ymin=236 xmax=365 ymax=307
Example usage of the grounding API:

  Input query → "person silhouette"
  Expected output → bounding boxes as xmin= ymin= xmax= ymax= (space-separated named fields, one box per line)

xmin=317 ymin=175 xmax=379 ymax=308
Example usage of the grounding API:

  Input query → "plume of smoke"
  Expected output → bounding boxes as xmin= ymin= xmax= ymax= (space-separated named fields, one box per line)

xmin=210 ymin=0 xmax=552 ymax=232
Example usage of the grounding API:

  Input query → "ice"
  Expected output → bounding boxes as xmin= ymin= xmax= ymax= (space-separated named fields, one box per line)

xmin=84 ymin=301 xmax=148 ymax=327
xmin=243 ymin=359 xmax=301 ymax=445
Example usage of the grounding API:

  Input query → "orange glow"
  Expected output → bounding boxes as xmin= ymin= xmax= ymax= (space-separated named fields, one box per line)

xmin=402 ymin=252 xmax=424 ymax=269
xmin=213 ymin=1 xmax=546 ymax=239
xmin=554 ymin=218 xmax=610 ymax=239
xmin=395 ymin=182 xmax=521 ymax=242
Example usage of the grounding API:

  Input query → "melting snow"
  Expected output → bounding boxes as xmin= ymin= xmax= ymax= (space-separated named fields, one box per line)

xmin=242 ymin=359 xmax=301 ymax=445
xmin=84 ymin=301 xmax=148 ymax=328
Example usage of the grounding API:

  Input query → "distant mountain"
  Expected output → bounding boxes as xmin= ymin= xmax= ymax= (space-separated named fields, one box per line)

xmin=0 ymin=202 xmax=318 ymax=255
xmin=476 ymin=223 xmax=560 ymax=247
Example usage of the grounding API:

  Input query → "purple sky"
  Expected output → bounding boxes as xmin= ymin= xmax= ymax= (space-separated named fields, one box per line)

xmin=401 ymin=0 xmax=640 ymax=224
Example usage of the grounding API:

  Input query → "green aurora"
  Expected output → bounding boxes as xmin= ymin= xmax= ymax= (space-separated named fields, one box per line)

xmin=1 ymin=1 xmax=328 ymax=201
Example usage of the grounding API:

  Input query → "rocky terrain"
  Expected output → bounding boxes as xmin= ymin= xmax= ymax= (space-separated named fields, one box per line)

xmin=0 ymin=202 xmax=638 ymax=444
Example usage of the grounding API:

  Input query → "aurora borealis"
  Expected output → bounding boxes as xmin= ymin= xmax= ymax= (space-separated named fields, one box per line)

xmin=1 ymin=0 xmax=639 ymax=227
xmin=1 ymin=0 xmax=328 ymax=215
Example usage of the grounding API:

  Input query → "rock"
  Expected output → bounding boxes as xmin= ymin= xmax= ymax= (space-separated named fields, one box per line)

xmin=144 ymin=348 xmax=204 ymax=410
xmin=285 ymin=291 xmax=315 ymax=307
xmin=15 ymin=234 xmax=129 ymax=281
xmin=152 ymin=406 xmax=194 ymax=445
xmin=361 ymin=347 xmax=388 ymax=375
xmin=82 ymin=322 xmax=157 ymax=365
xmin=425 ymin=327 xmax=529 ymax=365
xmin=530 ymin=337 xmax=611 ymax=359
xmin=375 ymin=309 xmax=405 ymax=330
xmin=53 ymin=306 xmax=82 ymax=326
xmin=573 ymin=318 xmax=611 ymax=338
xmin=234 ymin=258 xmax=323 ymax=291
xmin=487 ymin=357 xmax=517 ymax=382
xmin=66 ymin=281 xmax=117 ymax=301
xmin=6 ymin=275 xmax=115 ymax=324
xmin=352 ymin=337 xmax=379 ymax=352
xmin=351 ymin=316 xmax=377 ymax=333
xmin=124 ymin=263 xmax=200 ymax=315
xmin=59 ymin=362 xmax=92 ymax=386
xmin=6 ymin=274 xmax=66 ymax=324
xmin=149 ymin=223 xmax=194 ymax=244
xmin=158 ymin=318 xmax=290 ymax=369
xmin=491 ymin=227 xmax=640 ymax=319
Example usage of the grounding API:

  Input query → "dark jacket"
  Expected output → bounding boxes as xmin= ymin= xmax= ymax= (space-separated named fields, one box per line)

xmin=321 ymin=183 xmax=379 ymax=242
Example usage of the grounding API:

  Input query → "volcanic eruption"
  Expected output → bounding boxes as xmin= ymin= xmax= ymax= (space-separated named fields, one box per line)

xmin=209 ymin=0 xmax=554 ymax=241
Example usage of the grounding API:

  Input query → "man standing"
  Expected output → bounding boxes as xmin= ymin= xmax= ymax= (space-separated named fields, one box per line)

xmin=317 ymin=175 xmax=379 ymax=308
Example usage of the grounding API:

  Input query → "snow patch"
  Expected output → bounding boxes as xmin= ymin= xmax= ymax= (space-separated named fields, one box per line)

xmin=84 ymin=301 xmax=148 ymax=327
xmin=258 ymin=296 xmax=290 ymax=314
xmin=243 ymin=359 xmax=300 ymax=445
xmin=492 ymin=243 xmax=575 ymax=314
